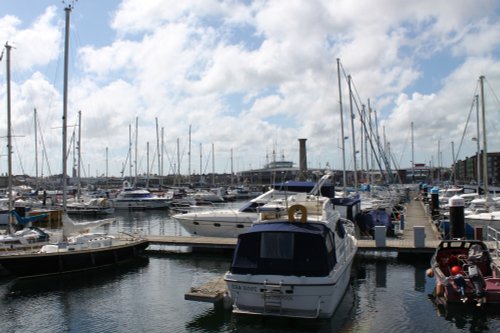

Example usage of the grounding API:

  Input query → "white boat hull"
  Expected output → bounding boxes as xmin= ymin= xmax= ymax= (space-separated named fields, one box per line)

xmin=173 ymin=210 xmax=256 ymax=238
xmin=224 ymin=259 xmax=354 ymax=318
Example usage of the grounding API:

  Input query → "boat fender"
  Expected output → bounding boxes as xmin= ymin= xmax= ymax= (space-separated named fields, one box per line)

xmin=288 ymin=204 xmax=308 ymax=223
xmin=451 ymin=265 xmax=462 ymax=275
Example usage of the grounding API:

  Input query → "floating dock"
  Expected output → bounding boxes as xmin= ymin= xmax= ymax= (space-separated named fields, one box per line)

xmin=184 ymin=276 xmax=227 ymax=304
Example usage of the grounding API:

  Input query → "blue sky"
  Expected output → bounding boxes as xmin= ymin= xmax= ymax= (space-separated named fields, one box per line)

xmin=1 ymin=0 xmax=500 ymax=180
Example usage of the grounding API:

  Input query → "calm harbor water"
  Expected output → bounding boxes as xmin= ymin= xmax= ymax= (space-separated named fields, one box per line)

xmin=1 ymin=208 xmax=500 ymax=332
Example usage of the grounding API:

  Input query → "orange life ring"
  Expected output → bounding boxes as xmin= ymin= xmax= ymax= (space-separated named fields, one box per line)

xmin=288 ymin=204 xmax=308 ymax=223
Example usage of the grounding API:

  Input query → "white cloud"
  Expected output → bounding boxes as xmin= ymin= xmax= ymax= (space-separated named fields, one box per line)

xmin=1 ymin=0 xmax=500 ymax=178
xmin=0 ymin=6 xmax=60 ymax=71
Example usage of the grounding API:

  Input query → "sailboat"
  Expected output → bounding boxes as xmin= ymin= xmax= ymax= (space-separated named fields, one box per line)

xmin=464 ymin=76 xmax=500 ymax=230
xmin=0 ymin=43 xmax=54 ymax=249
xmin=0 ymin=5 xmax=148 ymax=278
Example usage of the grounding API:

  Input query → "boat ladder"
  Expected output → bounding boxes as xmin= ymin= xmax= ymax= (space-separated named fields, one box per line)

xmin=263 ymin=280 xmax=284 ymax=314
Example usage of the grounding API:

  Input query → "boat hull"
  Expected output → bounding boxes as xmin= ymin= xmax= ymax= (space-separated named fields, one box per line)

xmin=113 ymin=200 xmax=170 ymax=210
xmin=173 ymin=211 xmax=256 ymax=238
xmin=0 ymin=239 xmax=149 ymax=278
xmin=224 ymin=259 xmax=354 ymax=318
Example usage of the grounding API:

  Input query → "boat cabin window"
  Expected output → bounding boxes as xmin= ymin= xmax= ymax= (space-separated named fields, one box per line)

xmin=260 ymin=233 xmax=294 ymax=259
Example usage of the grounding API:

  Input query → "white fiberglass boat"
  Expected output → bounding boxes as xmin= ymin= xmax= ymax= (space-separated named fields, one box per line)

xmin=224 ymin=193 xmax=358 ymax=318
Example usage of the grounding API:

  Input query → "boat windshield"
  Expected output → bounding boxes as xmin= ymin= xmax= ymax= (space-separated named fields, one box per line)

xmin=231 ymin=226 xmax=336 ymax=277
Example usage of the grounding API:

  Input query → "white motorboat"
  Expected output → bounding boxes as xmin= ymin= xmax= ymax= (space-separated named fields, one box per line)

xmin=172 ymin=188 xmax=293 ymax=238
xmin=173 ymin=174 xmax=337 ymax=238
xmin=224 ymin=192 xmax=358 ymax=318
xmin=65 ymin=197 xmax=115 ymax=216
xmin=112 ymin=183 xmax=171 ymax=210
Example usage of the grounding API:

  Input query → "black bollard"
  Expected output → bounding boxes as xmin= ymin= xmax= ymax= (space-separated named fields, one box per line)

xmin=430 ymin=187 xmax=439 ymax=219
xmin=449 ymin=195 xmax=465 ymax=239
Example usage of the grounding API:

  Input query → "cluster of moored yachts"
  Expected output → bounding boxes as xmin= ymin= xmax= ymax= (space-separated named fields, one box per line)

xmin=1 ymin=178 xmax=499 ymax=317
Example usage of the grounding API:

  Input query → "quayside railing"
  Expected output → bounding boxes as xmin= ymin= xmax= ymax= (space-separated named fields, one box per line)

xmin=486 ymin=226 xmax=500 ymax=259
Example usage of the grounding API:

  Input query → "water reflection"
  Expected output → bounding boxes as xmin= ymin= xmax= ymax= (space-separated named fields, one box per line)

xmin=375 ymin=261 xmax=387 ymax=288
xmin=6 ymin=257 xmax=149 ymax=296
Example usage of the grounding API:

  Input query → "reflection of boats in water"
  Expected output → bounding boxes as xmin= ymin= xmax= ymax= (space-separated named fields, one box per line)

xmin=428 ymin=293 xmax=500 ymax=330
xmin=428 ymin=239 xmax=500 ymax=306
xmin=8 ymin=256 xmax=149 ymax=293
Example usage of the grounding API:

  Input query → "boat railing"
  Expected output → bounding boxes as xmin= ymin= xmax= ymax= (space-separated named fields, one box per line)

xmin=486 ymin=226 xmax=500 ymax=259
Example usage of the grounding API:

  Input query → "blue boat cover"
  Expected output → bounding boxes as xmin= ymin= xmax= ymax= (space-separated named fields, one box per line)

xmin=230 ymin=221 xmax=335 ymax=277
xmin=355 ymin=209 xmax=393 ymax=236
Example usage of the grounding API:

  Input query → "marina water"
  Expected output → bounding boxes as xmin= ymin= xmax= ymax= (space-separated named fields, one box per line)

xmin=1 ymin=208 xmax=500 ymax=332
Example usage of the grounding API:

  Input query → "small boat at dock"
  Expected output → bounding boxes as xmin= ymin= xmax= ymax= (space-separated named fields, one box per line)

xmin=429 ymin=239 xmax=500 ymax=306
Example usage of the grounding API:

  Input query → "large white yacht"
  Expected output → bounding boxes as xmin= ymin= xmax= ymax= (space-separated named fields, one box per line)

xmin=224 ymin=192 xmax=358 ymax=318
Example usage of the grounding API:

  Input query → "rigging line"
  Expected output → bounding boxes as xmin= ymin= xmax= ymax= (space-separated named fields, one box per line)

xmin=396 ymin=127 xmax=410 ymax=167
xmin=37 ymin=116 xmax=53 ymax=177
xmin=484 ymin=77 xmax=500 ymax=112
xmin=12 ymin=137 xmax=26 ymax=176
xmin=453 ymin=90 xmax=479 ymax=163
xmin=202 ymin=145 xmax=213 ymax=174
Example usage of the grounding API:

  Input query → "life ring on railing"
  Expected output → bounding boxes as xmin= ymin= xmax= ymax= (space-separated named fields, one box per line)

xmin=288 ymin=204 xmax=308 ymax=223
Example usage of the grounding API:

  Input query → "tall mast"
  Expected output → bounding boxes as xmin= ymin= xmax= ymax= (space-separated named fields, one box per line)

xmin=176 ymin=138 xmax=180 ymax=186
xmin=475 ymin=94 xmax=480 ymax=193
xmin=62 ymin=6 xmax=71 ymax=210
xmin=4 ymin=43 xmax=13 ymax=228
xmin=146 ymin=141 xmax=150 ymax=188
xmin=212 ymin=143 xmax=215 ymax=186
xmin=134 ymin=117 xmax=138 ymax=186
xmin=188 ymin=124 xmax=192 ymax=184
xmin=411 ymin=121 xmax=415 ymax=183
xmin=161 ymin=127 xmax=164 ymax=186
xmin=199 ymin=143 xmax=202 ymax=179
xmin=336 ymin=58 xmax=347 ymax=191
xmin=127 ymin=124 xmax=131 ymax=179
xmin=479 ymin=75 xmax=489 ymax=196
xmin=77 ymin=110 xmax=81 ymax=198
xmin=348 ymin=74 xmax=358 ymax=189
xmin=155 ymin=117 xmax=160 ymax=186
xmin=34 ymin=108 xmax=38 ymax=179
xmin=105 ymin=146 xmax=108 ymax=187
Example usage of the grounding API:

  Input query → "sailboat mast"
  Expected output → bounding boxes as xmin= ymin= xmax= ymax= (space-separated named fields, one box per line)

xmin=336 ymin=58 xmax=347 ymax=191
xmin=479 ymin=75 xmax=489 ymax=196
xmin=4 ymin=43 xmax=13 ymax=221
xmin=348 ymin=74 xmax=358 ymax=189
xmin=77 ymin=110 xmax=81 ymax=198
xmin=212 ymin=143 xmax=215 ymax=186
xmin=411 ymin=121 xmax=415 ymax=183
xmin=475 ymin=94 xmax=481 ymax=194
xmin=155 ymin=117 xmax=160 ymax=186
xmin=61 ymin=5 xmax=72 ymax=210
xmin=134 ymin=117 xmax=138 ymax=186
xmin=188 ymin=124 xmax=192 ymax=184
xmin=34 ymin=108 xmax=38 ymax=180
